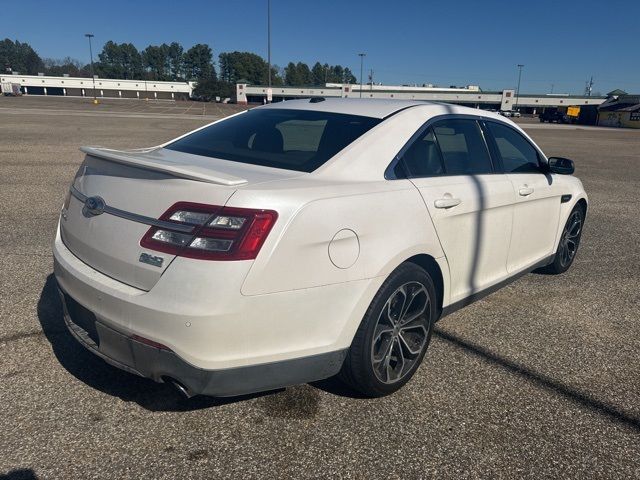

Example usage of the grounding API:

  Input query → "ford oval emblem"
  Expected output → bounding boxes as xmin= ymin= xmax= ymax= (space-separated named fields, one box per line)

xmin=83 ymin=196 xmax=106 ymax=217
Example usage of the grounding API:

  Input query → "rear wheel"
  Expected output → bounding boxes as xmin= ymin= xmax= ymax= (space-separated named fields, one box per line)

xmin=543 ymin=205 xmax=585 ymax=274
xmin=339 ymin=263 xmax=436 ymax=397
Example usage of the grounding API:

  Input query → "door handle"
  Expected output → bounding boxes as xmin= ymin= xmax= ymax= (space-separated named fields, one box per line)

xmin=518 ymin=186 xmax=534 ymax=196
xmin=434 ymin=197 xmax=461 ymax=209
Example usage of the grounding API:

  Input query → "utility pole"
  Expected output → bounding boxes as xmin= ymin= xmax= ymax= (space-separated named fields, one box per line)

xmin=515 ymin=64 xmax=524 ymax=111
xmin=584 ymin=76 xmax=594 ymax=96
xmin=550 ymin=83 xmax=554 ymax=94
xmin=267 ymin=0 xmax=272 ymax=102
xmin=358 ymin=53 xmax=366 ymax=98
xmin=369 ymin=68 xmax=374 ymax=90
xmin=85 ymin=33 xmax=98 ymax=105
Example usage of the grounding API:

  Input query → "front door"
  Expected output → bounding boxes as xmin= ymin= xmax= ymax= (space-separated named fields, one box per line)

xmin=483 ymin=121 xmax=562 ymax=273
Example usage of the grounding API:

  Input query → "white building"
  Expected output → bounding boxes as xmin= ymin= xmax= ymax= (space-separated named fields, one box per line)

xmin=0 ymin=73 xmax=194 ymax=100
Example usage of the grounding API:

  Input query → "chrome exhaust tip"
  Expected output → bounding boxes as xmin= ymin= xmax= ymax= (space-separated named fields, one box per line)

xmin=165 ymin=377 xmax=194 ymax=399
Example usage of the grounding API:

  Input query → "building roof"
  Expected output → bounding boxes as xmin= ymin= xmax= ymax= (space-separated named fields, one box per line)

xmin=598 ymin=94 xmax=640 ymax=112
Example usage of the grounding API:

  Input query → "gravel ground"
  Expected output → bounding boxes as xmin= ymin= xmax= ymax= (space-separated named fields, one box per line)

xmin=0 ymin=97 xmax=638 ymax=480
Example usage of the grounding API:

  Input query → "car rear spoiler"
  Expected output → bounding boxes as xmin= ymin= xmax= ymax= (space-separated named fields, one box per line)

xmin=80 ymin=146 xmax=248 ymax=186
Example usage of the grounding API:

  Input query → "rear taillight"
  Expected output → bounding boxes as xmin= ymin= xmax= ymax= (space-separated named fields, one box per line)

xmin=140 ymin=202 xmax=278 ymax=261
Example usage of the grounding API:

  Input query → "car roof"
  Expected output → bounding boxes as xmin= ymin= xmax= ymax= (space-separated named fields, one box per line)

xmin=255 ymin=98 xmax=507 ymax=122
xmin=255 ymin=98 xmax=434 ymax=119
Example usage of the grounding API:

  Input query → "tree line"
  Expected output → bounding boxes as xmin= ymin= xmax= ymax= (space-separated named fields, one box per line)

xmin=1 ymin=38 xmax=357 ymax=100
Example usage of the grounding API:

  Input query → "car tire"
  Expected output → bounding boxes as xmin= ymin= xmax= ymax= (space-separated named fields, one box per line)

xmin=541 ymin=204 xmax=585 ymax=274
xmin=339 ymin=263 xmax=437 ymax=397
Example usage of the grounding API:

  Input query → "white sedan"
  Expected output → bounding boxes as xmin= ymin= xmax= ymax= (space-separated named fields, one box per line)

xmin=53 ymin=99 xmax=587 ymax=398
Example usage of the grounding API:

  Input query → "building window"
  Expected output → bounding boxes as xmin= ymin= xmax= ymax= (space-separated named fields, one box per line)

xmin=506 ymin=92 xmax=512 ymax=97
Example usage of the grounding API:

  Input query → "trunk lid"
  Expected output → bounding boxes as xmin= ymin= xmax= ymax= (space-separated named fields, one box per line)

xmin=60 ymin=147 xmax=301 ymax=291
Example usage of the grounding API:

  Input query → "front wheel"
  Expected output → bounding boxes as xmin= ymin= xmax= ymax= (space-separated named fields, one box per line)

xmin=543 ymin=205 xmax=585 ymax=274
xmin=339 ymin=263 xmax=437 ymax=397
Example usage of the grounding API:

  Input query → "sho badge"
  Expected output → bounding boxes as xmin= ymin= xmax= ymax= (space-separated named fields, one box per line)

xmin=139 ymin=252 xmax=164 ymax=267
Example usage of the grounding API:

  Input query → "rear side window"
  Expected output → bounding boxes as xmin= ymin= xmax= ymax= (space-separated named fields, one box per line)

xmin=432 ymin=119 xmax=493 ymax=175
xmin=399 ymin=127 xmax=445 ymax=177
xmin=166 ymin=109 xmax=381 ymax=172
xmin=486 ymin=122 xmax=541 ymax=173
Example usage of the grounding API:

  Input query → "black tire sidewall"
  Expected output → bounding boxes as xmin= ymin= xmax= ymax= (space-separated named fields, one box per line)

xmin=345 ymin=263 xmax=437 ymax=397
xmin=551 ymin=205 xmax=585 ymax=273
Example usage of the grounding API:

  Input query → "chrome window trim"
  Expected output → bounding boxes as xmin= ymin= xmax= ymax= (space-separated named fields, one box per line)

xmin=69 ymin=185 xmax=195 ymax=233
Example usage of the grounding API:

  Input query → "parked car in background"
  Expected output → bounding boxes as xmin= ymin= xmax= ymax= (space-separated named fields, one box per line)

xmin=499 ymin=110 xmax=512 ymax=117
xmin=511 ymin=110 xmax=522 ymax=118
xmin=540 ymin=110 xmax=569 ymax=123
xmin=54 ymin=99 xmax=588 ymax=398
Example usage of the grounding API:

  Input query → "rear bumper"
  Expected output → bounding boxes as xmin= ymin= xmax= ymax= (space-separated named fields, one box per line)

xmin=52 ymin=221 xmax=381 ymax=396
xmin=59 ymin=288 xmax=347 ymax=397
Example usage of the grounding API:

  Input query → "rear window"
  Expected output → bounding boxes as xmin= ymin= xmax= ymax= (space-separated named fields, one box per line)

xmin=165 ymin=108 xmax=381 ymax=172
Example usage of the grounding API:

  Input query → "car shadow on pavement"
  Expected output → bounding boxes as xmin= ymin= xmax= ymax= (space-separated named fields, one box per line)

xmin=0 ymin=469 xmax=39 ymax=480
xmin=434 ymin=328 xmax=640 ymax=432
xmin=37 ymin=274 xmax=275 ymax=412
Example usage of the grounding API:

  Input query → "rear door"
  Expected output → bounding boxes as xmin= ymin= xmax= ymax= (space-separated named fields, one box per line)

xmin=398 ymin=118 xmax=516 ymax=304
xmin=483 ymin=120 xmax=562 ymax=272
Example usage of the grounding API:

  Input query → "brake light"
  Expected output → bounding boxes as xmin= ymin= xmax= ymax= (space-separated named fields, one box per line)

xmin=140 ymin=202 xmax=277 ymax=261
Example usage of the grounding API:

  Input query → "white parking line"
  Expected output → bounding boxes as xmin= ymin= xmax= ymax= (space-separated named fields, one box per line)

xmin=0 ymin=107 xmax=221 ymax=121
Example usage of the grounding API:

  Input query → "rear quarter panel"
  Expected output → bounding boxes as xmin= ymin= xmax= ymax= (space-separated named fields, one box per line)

xmin=233 ymin=180 xmax=445 ymax=296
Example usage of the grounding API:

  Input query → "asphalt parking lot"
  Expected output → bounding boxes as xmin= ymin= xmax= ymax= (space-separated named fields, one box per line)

xmin=0 ymin=97 xmax=638 ymax=479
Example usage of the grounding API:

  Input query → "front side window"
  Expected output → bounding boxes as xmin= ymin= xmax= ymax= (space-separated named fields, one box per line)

xmin=486 ymin=122 xmax=541 ymax=173
xmin=166 ymin=109 xmax=381 ymax=172
xmin=431 ymin=119 xmax=493 ymax=175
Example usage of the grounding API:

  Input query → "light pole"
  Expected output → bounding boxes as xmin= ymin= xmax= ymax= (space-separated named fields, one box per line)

xmin=85 ymin=33 xmax=98 ymax=104
xmin=358 ymin=53 xmax=366 ymax=98
xmin=267 ymin=0 xmax=272 ymax=102
xmin=515 ymin=64 xmax=524 ymax=112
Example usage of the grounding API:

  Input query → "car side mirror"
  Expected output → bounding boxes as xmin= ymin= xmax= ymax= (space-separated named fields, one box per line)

xmin=547 ymin=157 xmax=575 ymax=175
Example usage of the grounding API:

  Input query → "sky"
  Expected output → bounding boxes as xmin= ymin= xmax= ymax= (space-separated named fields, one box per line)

xmin=2 ymin=0 xmax=638 ymax=94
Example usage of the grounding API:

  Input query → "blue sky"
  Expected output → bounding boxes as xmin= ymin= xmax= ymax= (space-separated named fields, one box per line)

xmin=2 ymin=0 xmax=638 ymax=94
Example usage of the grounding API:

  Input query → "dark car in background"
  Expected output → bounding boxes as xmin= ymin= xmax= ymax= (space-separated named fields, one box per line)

xmin=539 ymin=110 xmax=569 ymax=123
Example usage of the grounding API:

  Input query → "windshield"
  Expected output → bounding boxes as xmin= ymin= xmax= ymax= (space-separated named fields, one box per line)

xmin=165 ymin=108 xmax=381 ymax=172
